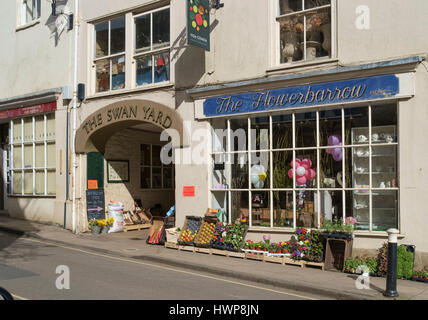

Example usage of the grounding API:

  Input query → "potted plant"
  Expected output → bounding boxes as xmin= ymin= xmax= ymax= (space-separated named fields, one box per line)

xmin=101 ymin=218 xmax=114 ymax=234
xmin=89 ymin=218 xmax=101 ymax=235
xmin=412 ymin=268 xmax=428 ymax=283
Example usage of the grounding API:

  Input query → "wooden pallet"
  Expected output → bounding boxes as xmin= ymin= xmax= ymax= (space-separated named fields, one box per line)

xmin=244 ymin=252 xmax=265 ymax=261
xmin=164 ymin=242 xmax=179 ymax=250
xmin=228 ymin=251 xmax=245 ymax=259
xmin=178 ymin=245 xmax=195 ymax=253
xmin=123 ymin=223 xmax=152 ymax=232
xmin=264 ymin=255 xmax=285 ymax=264
xmin=210 ymin=248 xmax=229 ymax=257
xmin=283 ymin=257 xmax=307 ymax=268
xmin=194 ymin=247 xmax=211 ymax=254
xmin=305 ymin=261 xmax=325 ymax=271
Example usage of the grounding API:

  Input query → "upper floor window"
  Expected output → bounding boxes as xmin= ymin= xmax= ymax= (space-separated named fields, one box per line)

xmin=135 ymin=8 xmax=170 ymax=86
xmin=94 ymin=16 xmax=126 ymax=92
xmin=277 ymin=0 xmax=332 ymax=64
xmin=19 ymin=0 xmax=41 ymax=26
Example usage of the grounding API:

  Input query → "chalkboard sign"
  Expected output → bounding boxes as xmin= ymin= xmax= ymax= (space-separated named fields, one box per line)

xmin=86 ymin=189 xmax=105 ymax=221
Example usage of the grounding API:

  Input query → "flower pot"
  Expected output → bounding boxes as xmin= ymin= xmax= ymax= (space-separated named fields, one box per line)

xmin=91 ymin=225 xmax=101 ymax=235
xmin=101 ymin=226 xmax=110 ymax=234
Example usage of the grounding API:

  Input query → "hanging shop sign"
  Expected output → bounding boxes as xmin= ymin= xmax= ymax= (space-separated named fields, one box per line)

xmin=0 ymin=102 xmax=57 ymax=120
xmin=187 ymin=0 xmax=210 ymax=51
xmin=203 ymin=74 xmax=400 ymax=117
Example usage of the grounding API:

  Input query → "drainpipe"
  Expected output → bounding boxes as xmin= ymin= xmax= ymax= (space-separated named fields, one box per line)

xmin=72 ymin=0 xmax=79 ymax=233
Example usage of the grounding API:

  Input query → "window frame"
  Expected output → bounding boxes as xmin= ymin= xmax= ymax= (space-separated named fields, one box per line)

xmin=9 ymin=113 xmax=56 ymax=197
xmin=140 ymin=143 xmax=174 ymax=190
xmin=18 ymin=0 xmax=41 ymax=27
xmin=210 ymin=102 xmax=400 ymax=234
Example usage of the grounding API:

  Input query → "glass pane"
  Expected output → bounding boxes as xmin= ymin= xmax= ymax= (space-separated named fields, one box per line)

xmin=47 ymin=170 xmax=56 ymax=195
xmin=110 ymin=16 xmax=125 ymax=54
xmin=163 ymin=167 xmax=173 ymax=189
xmin=152 ymin=145 xmax=162 ymax=166
xmin=372 ymin=190 xmax=398 ymax=231
xmin=320 ymin=190 xmax=342 ymax=224
xmin=13 ymin=119 xmax=22 ymax=143
xmin=136 ymin=55 xmax=153 ymax=86
xmin=296 ymin=190 xmax=317 ymax=228
xmin=47 ymin=113 xmax=55 ymax=139
xmin=231 ymin=191 xmax=249 ymax=224
xmin=212 ymin=154 xmax=228 ymax=189
xmin=47 ymin=143 xmax=55 ymax=167
xmin=35 ymin=170 xmax=44 ymax=195
xmin=250 ymin=117 xmax=269 ymax=151
xmin=231 ymin=153 xmax=248 ymax=189
xmin=372 ymin=145 xmax=397 ymax=189
xmin=345 ymin=107 xmax=369 ymax=145
xmin=272 ymin=151 xmax=293 ymax=188
xmin=13 ymin=145 xmax=22 ymax=169
xmin=24 ymin=144 xmax=32 ymax=168
xmin=273 ymin=191 xmax=294 ymax=227
xmin=24 ymin=171 xmax=32 ymax=194
xmin=279 ymin=0 xmax=303 ymax=14
xmin=272 ymin=114 xmax=292 ymax=149
xmin=152 ymin=167 xmax=162 ymax=188
xmin=35 ymin=115 xmax=44 ymax=140
xmin=95 ymin=59 xmax=110 ymax=92
xmin=371 ymin=104 xmax=397 ymax=143
xmin=306 ymin=7 xmax=331 ymax=58
xmin=13 ymin=171 xmax=22 ymax=194
xmin=295 ymin=150 xmax=317 ymax=188
xmin=295 ymin=112 xmax=317 ymax=148
xmin=23 ymin=117 xmax=33 ymax=142
xmin=319 ymin=109 xmax=342 ymax=146
xmin=349 ymin=190 xmax=368 ymax=231
xmin=251 ymin=191 xmax=270 ymax=227
xmin=154 ymin=53 xmax=170 ymax=83
xmin=250 ymin=152 xmax=269 ymax=190
xmin=95 ymin=21 xmax=109 ymax=58
xmin=230 ymin=118 xmax=248 ymax=151
xmin=140 ymin=167 xmax=150 ymax=188
xmin=35 ymin=143 xmax=44 ymax=167
xmin=347 ymin=147 xmax=369 ymax=189
xmin=320 ymin=148 xmax=342 ymax=188
xmin=211 ymin=119 xmax=227 ymax=153
xmin=111 ymin=56 xmax=125 ymax=90
xmin=211 ymin=192 xmax=228 ymax=223
xmin=305 ymin=0 xmax=331 ymax=10
xmin=140 ymin=144 xmax=150 ymax=166
xmin=135 ymin=14 xmax=151 ymax=53
xmin=279 ymin=14 xmax=303 ymax=63
xmin=153 ymin=8 xmax=170 ymax=50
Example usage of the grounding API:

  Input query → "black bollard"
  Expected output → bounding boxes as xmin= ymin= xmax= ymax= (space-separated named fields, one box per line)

xmin=384 ymin=228 xmax=399 ymax=297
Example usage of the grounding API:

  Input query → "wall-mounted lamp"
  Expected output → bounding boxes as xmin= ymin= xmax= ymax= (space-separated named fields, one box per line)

xmin=51 ymin=1 xmax=74 ymax=31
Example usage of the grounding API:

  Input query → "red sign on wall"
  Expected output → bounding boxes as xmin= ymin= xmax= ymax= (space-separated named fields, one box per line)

xmin=183 ymin=186 xmax=195 ymax=197
xmin=0 ymin=102 xmax=57 ymax=120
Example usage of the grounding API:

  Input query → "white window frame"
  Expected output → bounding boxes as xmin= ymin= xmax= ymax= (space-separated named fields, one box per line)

xmin=269 ymin=0 xmax=337 ymax=68
xmin=210 ymin=102 xmax=400 ymax=234
xmin=140 ymin=143 xmax=174 ymax=190
xmin=9 ymin=114 xmax=56 ymax=196
xmin=18 ymin=0 xmax=41 ymax=26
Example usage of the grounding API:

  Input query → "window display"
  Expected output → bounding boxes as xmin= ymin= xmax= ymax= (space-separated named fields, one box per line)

xmin=140 ymin=143 xmax=174 ymax=189
xmin=210 ymin=103 xmax=399 ymax=232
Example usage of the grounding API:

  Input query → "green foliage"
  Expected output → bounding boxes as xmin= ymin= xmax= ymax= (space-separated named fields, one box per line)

xmin=397 ymin=245 xmax=414 ymax=280
xmin=344 ymin=256 xmax=378 ymax=274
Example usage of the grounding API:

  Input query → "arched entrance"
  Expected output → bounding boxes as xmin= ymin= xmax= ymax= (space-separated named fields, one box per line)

xmin=75 ymin=99 xmax=186 ymax=223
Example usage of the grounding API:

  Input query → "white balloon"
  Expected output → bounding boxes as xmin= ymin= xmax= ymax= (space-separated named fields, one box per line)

xmin=254 ymin=180 xmax=264 ymax=189
xmin=296 ymin=166 xmax=306 ymax=177
xmin=250 ymin=174 xmax=260 ymax=184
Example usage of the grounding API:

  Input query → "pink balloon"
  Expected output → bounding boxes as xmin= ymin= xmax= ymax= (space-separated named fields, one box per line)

xmin=291 ymin=159 xmax=301 ymax=168
xmin=306 ymin=168 xmax=316 ymax=180
xmin=296 ymin=176 xmax=307 ymax=186
xmin=326 ymin=148 xmax=332 ymax=154
xmin=288 ymin=168 xmax=294 ymax=179
xmin=301 ymin=158 xmax=312 ymax=169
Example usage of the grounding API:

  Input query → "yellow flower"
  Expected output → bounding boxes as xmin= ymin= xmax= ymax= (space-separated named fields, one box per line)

xmin=304 ymin=240 xmax=309 ymax=244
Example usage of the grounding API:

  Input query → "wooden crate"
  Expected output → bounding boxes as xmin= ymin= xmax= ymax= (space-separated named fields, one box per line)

xmin=306 ymin=261 xmax=325 ymax=271
xmin=178 ymin=245 xmax=195 ymax=253
xmin=283 ymin=257 xmax=307 ymax=268
xmin=194 ymin=247 xmax=211 ymax=254
xmin=227 ymin=251 xmax=245 ymax=259
xmin=244 ymin=252 xmax=265 ymax=261
xmin=123 ymin=223 xmax=152 ymax=232
xmin=210 ymin=248 xmax=229 ymax=257
xmin=164 ymin=242 xmax=179 ymax=250
xmin=264 ymin=255 xmax=285 ymax=264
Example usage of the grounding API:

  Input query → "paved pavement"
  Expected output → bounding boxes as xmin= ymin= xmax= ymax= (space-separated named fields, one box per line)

xmin=0 ymin=215 xmax=427 ymax=300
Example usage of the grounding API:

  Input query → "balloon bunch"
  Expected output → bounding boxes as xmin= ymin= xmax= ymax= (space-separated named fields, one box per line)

xmin=288 ymin=159 xmax=316 ymax=186
xmin=327 ymin=134 xmax=343 ymax=162
xmin=251 ymin=165 xmax=267 ymax=188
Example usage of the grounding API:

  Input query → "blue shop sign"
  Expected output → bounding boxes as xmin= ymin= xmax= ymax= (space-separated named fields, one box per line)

xmin=203 ymin=74 xmax=399 ymax=117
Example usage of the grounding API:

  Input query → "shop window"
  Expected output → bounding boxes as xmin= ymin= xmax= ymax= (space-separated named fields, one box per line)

xmin=135 ymin=8 xmax=170 ymax=86
xmin=19 ymin=0 xmax=41 ymax=26
xmin=9 ymin=113 xmax=56 ymax=196
xmin=211 ymin=103 xmax=399 ymax=232
xmin=277 ymin=0 xmax=333 ymax=64
xmin=94 ymin=16 xmax=126 ymax=92
xmin=140 ymin=143 xmax=174 ymax=189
